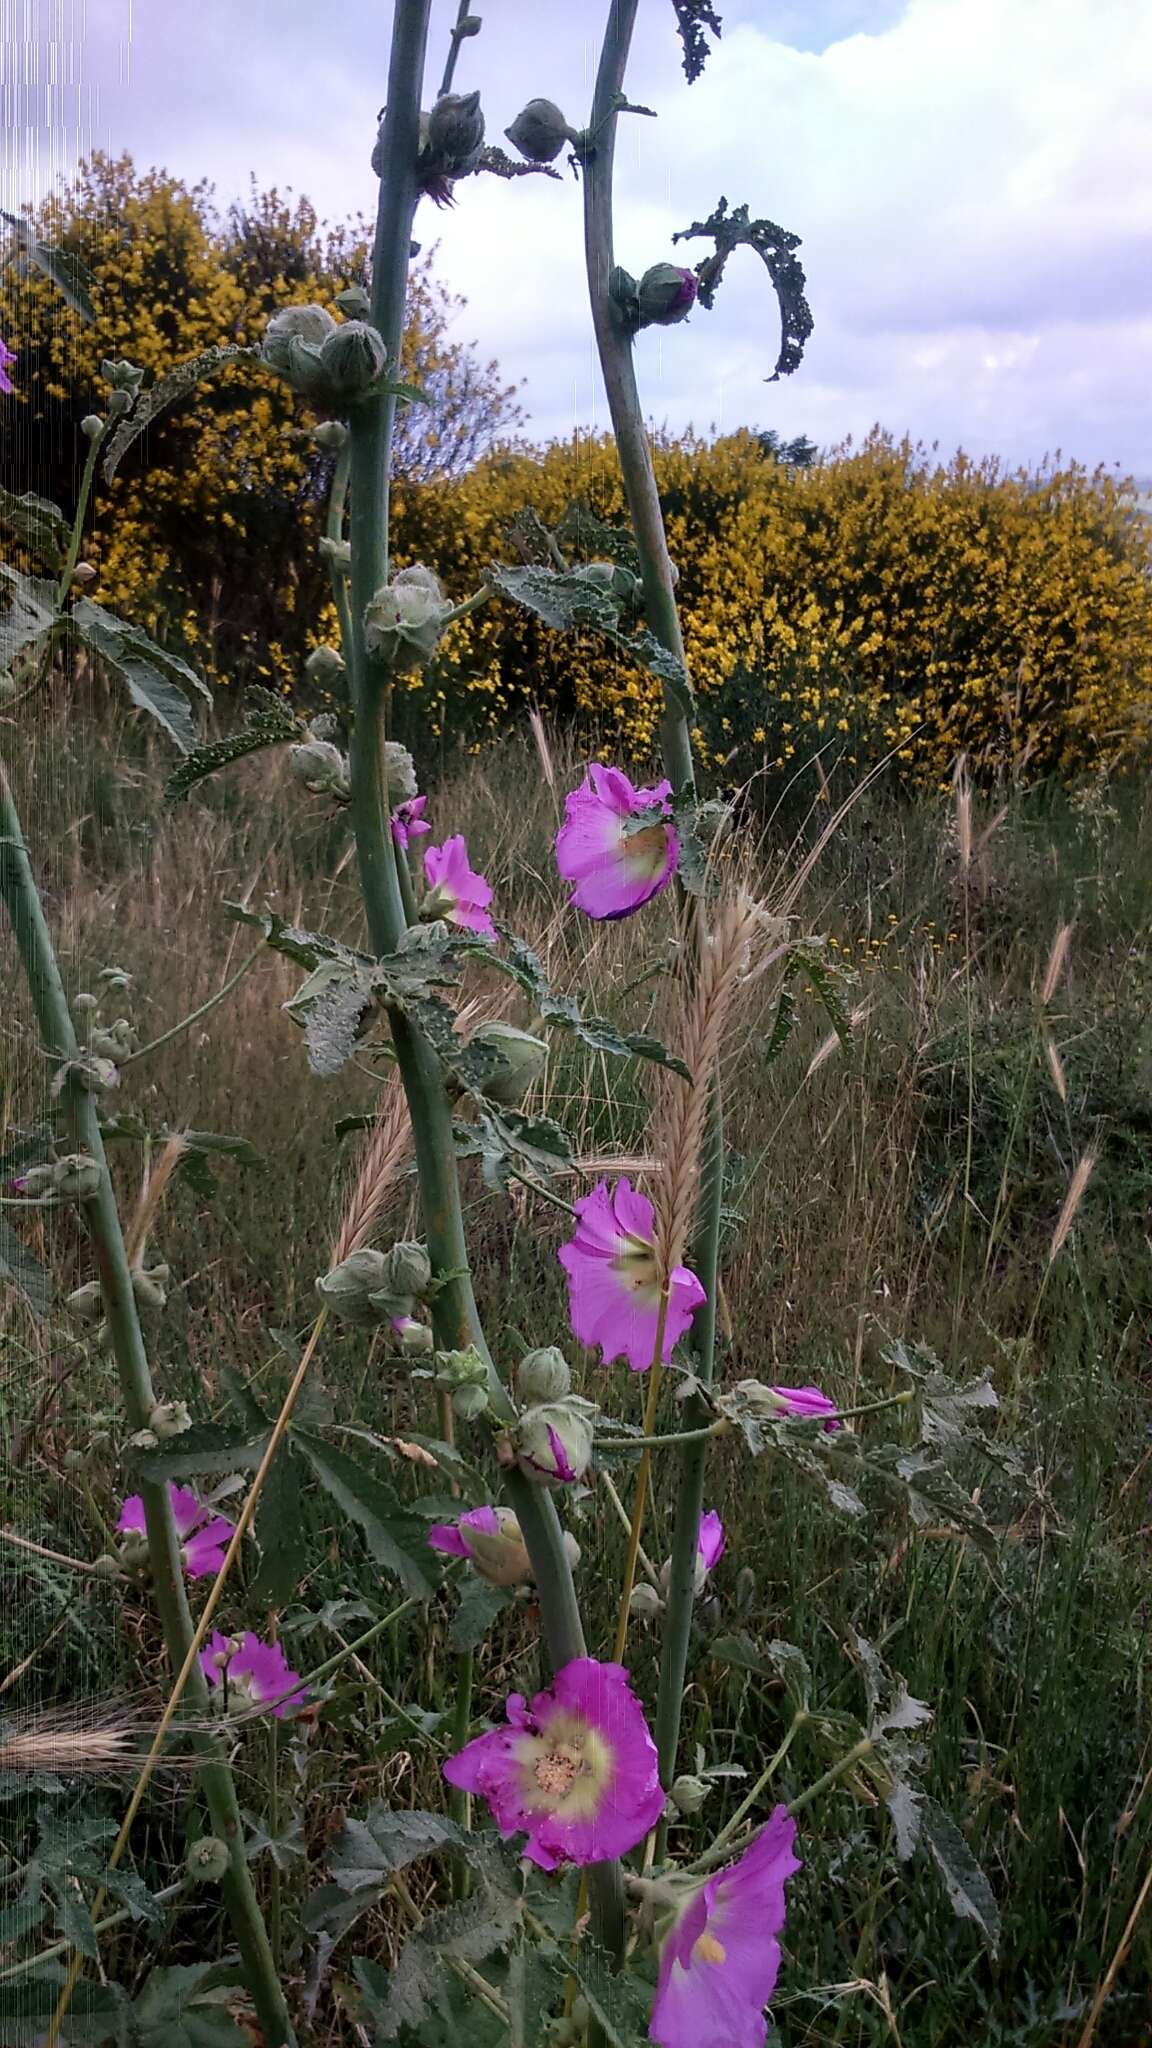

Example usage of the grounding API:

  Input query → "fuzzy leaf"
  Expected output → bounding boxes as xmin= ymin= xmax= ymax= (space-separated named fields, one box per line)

xmin=164 ymin=701 xmax=307 ymax=803
xmin=450 ymin=1578 xmax=512 ymax=1651
xmin=354 ymin=1884 xmax=521 ymax=2041
xmin=566 ymin=1945 xmax=657 ymax=2047
xmin=298 ymin=964 xmax=377 ymax=1078
xmin=920 ymin=1797 xmax=1001 ymax=1949
xmin=887 ymin=1779 xmax=924 ymax=1860
xmin=102 ymin=345 xmax=260 ymax=482
xmin=486 ymin=560 xmax=694 ymax=716
xmin=224 ymin=900 xmax=373 ymax=972
xmin=0 ymin=1215 xmax=54 ymax=1317
xmin=0 ymin=561 xmax=59 ymax=666
xmin=126 ymin=1422 xmax=271 ymax=1482
xmin=712 ymin=1633 xmax=813 ymax=1709
xmin=2 ymin=209 xmax=96 ymax=319
xmin=132 ymin=1962 xmax=249 ymax=2048
xmin=553 ymin=499 xmax=642 ymax=576
xmin=482 ymin=934 xmax=690 ymax=1079
xmin=70 ymin=598 xmax=209 ymax=753
xmin=330 ymin=1808 xmax=473 ymax=1892
xmin=0 ymin=486 xmax=70 ymax=570
xmin=673 ymin=195 xmax=813 ymax=380
xmin=293 ymin=1431 xmax=436 ymax=1598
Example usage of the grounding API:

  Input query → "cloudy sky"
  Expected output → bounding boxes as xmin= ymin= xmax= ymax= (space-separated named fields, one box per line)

xmin=6 ymin=0 xmax=1152 ymax=473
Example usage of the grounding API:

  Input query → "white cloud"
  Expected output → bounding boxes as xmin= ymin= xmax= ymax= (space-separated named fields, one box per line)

xmin=6 ymin=0 xmax=1152 ymax=470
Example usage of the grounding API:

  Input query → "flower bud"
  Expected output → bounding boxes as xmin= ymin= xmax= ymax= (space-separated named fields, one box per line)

xmin=0 ymin=669 xmax=17 ymax=704
xmin=335 ymin=285 xmax=371 ymax=319
xmin=637 ymin=263 xmax=698 ymax=328
xmin=453 ymin=1383 xmax=489 ymax=1421
xmin=149 ymin=1398 xmax=191 ymax=1439
xmin=101 ymin=358 xmax=145 ymax=394
xmin=383 ymin=739 xmax=419 ymax=804
xmin=63 ymin=1447 xmax=86 ymax=1471
xmin=80 ymin=414 xmax=105 ymax=441
xmin=51 ymin=1155 xmax=103 ymax=1199
xmin=66 ymin=1279 xmax=104 ymax=1323
xmin=118 ymin=1533 xmax=152 ymax=1574
xmin=92 ymin=1553 xmax=122 ymax=1580
xmin=426 ymin=90 xmax=486 ymax=175
xmin=317 ymin=1246 xmax=392 ymax=1326
xmin=318 ymin=536 xmax=352 ymax=571
xmin=74 ymin=992 xmax=99 ymax=1011
xmin=515 ymin=1346 xmax=571 ymax=1405
xmin=434 ymin=1345 xmax=489 ymax=1391
xmin=311 ymin=420 xmax=348 ymax=452
xmin=459 ymin=1507 xmax=533 ymax=1587
xmin=629 ymin=1582 xmax=664 ymax=1621
xmin=608 ymin=266 xmax=640 ymax=327
xmin=384 ymin=1240 xmax=432 ymax=1299
xmin=106 ymin=388 xmax=133 ymax=418
xmin=14 ymin=1162 xmax=57 ymax=1198
xmin=132 ymin=1263 xmax=170 ymax=1314
xmin=668 ymin=1773 xmax=711 ymax=1817
xmin=505 ymin=97 xmax=573 ymax=163
xmin=263 ymin=304 xmax=338 ymax=376
xmin=71 ymin=561 xmax=97 ymax=584
xmin=470 ymin=1023 xmax=549 ymax=1107
xmin=52 ymin=1053 xmax=118 ymax=1096
xmin=318 ymin=320 xmax=388 ymax=403
xmin=98 ymin=965 xmax=132 ymax=988
xmin=389 ymin=1314 xmax=434 ymax=1359
xmin=289 ymin=738 xmax=350 ymax=799
xmin=515 ymin=1398 xmax=595 ymax=1487
xmin=364 ymin=573 xmax=447 ymax=674
xmin=186 ymin=1836 xmax=231 ymax=1884
xmin=695 ymin=798 xmax=733 ymax=846
xmin=304 ymin=644 xmax=346 ymax=685
xmin=90 ymin=1017 xmax=138 ymax=1061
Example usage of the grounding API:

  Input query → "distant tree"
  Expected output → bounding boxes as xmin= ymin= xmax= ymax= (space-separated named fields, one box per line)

xmin=0 ymin=154 xmax=522 ymax=691
xmin=756 ymin=428 xmax=818 ymax=467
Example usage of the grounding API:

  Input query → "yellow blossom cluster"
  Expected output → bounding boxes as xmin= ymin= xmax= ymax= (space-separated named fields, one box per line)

xmin=391 ymin=429 xmax=1152 ymax=779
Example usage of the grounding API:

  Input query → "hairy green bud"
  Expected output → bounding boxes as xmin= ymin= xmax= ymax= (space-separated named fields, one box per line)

xmin=629 ymin=1582 xmax=664 ymax=1620
xmin=668 ymin=1773 xmax=711 ymax=1816
xmin=384 ymin=1240 xmax=432 ymax=1299
xmin=66 ymin=1279 xmax=105 ymax=1323
xmin=51 ymin=1154 xmax=103 ymax=1199
xmin=434 ymin=1345 xmax=489 ymax=1391
xmin=636 ymin=262 xmax=698 ymax=328
xmin=317 ymin=1246 xmax=392 ymax=1326
xmin=364 ymin=572 xmax=447 ymax=674
xmin=515 ymin=1397 xmax=596 ymax=1487
xmin=101 ymin=358 xmax=145 ymax=394
xmin=470 ymin=1023 xmax=549 ymax=1107
xmin=311 ymin=420 xmax=348 ymax=452
xmin=304 ymin=644 xmax=346 ymax=684
xmin=505 ymin=97 xmax=573 ymax=163
xmin=318 ymin=320 xmax=388 ymax=402
xmin=186 ymin=1836 xmax=231 ymax=1884
xmin=289 ymin=738 xmax=350 ymax=799
xmin=80 ymin=414 xmax=105 ymax=441
xmin=149 ymin=1398 xmax=191 ymax=1439
xmin=515 ymin=1345 xmax=571 ymax=1405
xmin=426 ymin=90 xmax=486 ymax=175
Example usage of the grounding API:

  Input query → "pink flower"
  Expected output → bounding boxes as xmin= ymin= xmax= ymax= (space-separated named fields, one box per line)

xmin=557 ymin=1177 xmax=706 ymax=1373
xmin=697 ymin=1511 xmax=726 ymax=1572
xmin=428 ymin=1504 xmax=531 ymax=1586
xmin=423 ymin=833 xmax=496 ymax=939
xmin=199 ymin=1630 xmax=308 ymax=1719
xmin=772 ymin=1385 xmax=841 ymax=1432
xmin=443 ymin=1656 xmax=664 ymax=1869
xmin=555 ymin=765 xmax=678 ymax=920
xmin=0 ymin=339 xmax=16 ymax=396
xmin=650 ymin=1806 xmax=801 ymax=2048
xmin=391 ymin=795 xmax=431 ymax=850
xmin=117 ymin=1485 xmax=235 ymax=1580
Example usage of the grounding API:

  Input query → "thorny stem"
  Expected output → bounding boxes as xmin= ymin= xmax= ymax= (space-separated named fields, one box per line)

xmin=0 ymin=758 xmax=293 ymax=2048
xmin=345 ymin=0 xmax=624 ymax=1973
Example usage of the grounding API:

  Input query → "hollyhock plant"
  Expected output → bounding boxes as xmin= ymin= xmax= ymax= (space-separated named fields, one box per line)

xmin=558 ymin=1176 xmax=705 ymax=1373
xmin=555 ymin=765 xmax=678 ymax=920
xmin=391 ymin=794 xmax=431 ymax=849
xmin=199 ymin=1630 xmax=308 ymax=1719
xmin=650 ymin=1806 xmax=801 ymax=2048
xmin=772 ymin=1385 xmax=841 ymax=1431
xmin=697 ymin=1510 xmax=726 ymax=1572
xmin=428 ymin=1504 xmax=532 ymax=1586
xmin=117 ymin=1485 xmax=234 ymax=1580
xmin=423 ymin=833 xmax=496 ymax=938
xmin=0 ymin=339 xmax=16 ymax=395
xmin=443 ymin=1656 xmax=664 ymax=1869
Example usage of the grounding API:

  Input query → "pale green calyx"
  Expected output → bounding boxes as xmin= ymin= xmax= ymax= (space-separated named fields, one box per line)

xmin=186 ymin=1836 xmax=231 ymax=1884
xmin=304 ymin=644 xmax=346 ymax=684
xmin=289 ymin=738 xmax=351 ymax=800
xmin=505 ymin=97 xmax=574 ymax=164
xmin=317 ymin=1246 xmax=393 ymax=1326
xmin=515 ymin=1345 xmax=572 ymax=1404
xmin=149 ymin=1398 xmax=191 ymax=1439
xmin=470 ymin=1023 xmax=550 ymax=1107
xmin=364 ymin=571 xmax=448 ymax=674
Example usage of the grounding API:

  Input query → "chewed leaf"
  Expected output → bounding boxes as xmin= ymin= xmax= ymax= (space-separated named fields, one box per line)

xmin=164 ymin=700 xmax=306 ymax=803
xmin=102 ymin=344 xmax=260 ymax=482
xmin=71 ymin=598 xmax=210 ymax=753
xmin=671 ymin=0 xmax=722 ymax=81
xmin=920 ymin=1796 xmax=1001 ymax=1950
xmin=673 ymin=195 xmax=813 ymax=380
xmin=487 ymin=559 xmax=694 ymax=716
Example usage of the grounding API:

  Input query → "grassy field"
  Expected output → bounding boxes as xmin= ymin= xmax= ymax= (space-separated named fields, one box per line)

xmin=3 ymin=698 xmax=1152 ymax=2046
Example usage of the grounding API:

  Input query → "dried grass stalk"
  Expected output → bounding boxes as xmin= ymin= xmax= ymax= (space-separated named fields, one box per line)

xmin=1048 ymin=1150 xmax=1098 ymax=1264
xmin=331 ymin=1071 xmax=413 ymax=1265
xmin=124 ymin=1133 xmax=188 ymax=1269
xmin=1041 ymin=922 xmax=1073 ymax=1008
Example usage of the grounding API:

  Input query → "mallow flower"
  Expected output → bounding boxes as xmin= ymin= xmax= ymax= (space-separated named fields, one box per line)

xmin=770 ymin=1385 xmax=841 ymax=1431
xmin=0 ymin=339 xmax=16 ymax=395
xmin=661 ymin=1510 xmax=726 ymax=1598
xmin=199 ymin=1631 xmax=308 ymax=1719
xmin=391 ymin=794 xmax=431 ymax=850
xmin=650 ymin=1806 xmax=801 ymax=2048
xmin=555 ymin=765 xmax=678 ymax=920
xmin=558 ymin=1177 xmax=705 ymax=1373
xmin=117 ymin=1486 xmax=234 ymax=1580
xmin=443 ymin=1656 xmax=664 ymax=1869
xmin=423 ymin=835 xmax=496 ymax=939
xmin=428 ymin=1505 xmax=532 ymax=1586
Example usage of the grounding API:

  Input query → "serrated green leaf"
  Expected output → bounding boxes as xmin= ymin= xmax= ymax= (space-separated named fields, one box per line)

xmin=0 ymin=487 xmax=70 ymax=570
xmin=331 ymin=1808 xmax=473 ymax=1892
xmin=132 ymin=1962 xmax=249 ymax=2048
xmin=2 ymin=209 xmax=96 ymax=320
xmin=126 ymin=1422 xmax=270 ymax=1482
xmin=487 ymin=560 xmax=694 ymax=715
xmin=252 ymin=1441 xmax=309 ymax=1607
xmin=224 ymin=900 xmax=373 ymax=972
xmin=102 ymin=344 xmax=260 ymax=481
xmin=450 ymin=1578 xmax=511 ymax=1651
xmin=164 ymin=703 xmax=306 ymax=803
xmin=919 ymin=1796 xmax=1000 ymax=1949
xmin=70 ymin=598 xmax=209 ymax=753
xmin=354 ymin=1884 xmax=520 ymax=2042
xmin=0 ymin=1214 xmax=54 ymax=1317
xmin=293 ymin=1431 xmax=436 ymax=1598
xmin=0 ymin=561 xmax=59 ymax=667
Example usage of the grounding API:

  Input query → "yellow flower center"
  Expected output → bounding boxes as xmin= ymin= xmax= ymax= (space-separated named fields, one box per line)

xmin=692 ymin=1931 xmax=727 ymax=1967
xmin=516 ymin=1710 xmax=612 ymax=1820
xmin=622 ymin=821 xmax=669 ymax=880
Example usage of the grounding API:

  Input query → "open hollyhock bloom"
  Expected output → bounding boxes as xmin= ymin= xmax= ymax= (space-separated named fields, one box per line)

xmin=391 ymin=794 xmax=431 ymax=849
xmin=428 ymin=1505 xmax=532 ymax=1586
xmin=423 ymin=834 xmax=495 ymax=938
xmin=117 ymin=1485 xmax=234 ymax=1580
xmin=443 ymin=1656 xmax=664 ymax=1868
xmin=558 ymin=1177 xmax=705 ymax=1373
xmin=199 ymin=1631 xmax=308 ymax=1719
xmin=650 ymin=1806 xmax=801 ymax=2048
xmin=555 ymin=765 xmax=678 ymax=919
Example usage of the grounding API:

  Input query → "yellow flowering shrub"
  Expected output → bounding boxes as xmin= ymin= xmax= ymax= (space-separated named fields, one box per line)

xmin=391 ymin=429 xmax=1152 ymax=779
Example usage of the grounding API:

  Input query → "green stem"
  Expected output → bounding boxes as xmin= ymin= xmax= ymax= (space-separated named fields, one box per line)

xmin=699 ymin=1713 xmax=807 ymax=1866
xmin=117 ymin=944 xmax=262 ymax=1067
xmin=0 ymin=757 xmax=294 ymax=2048
xmin=56 ymin=424 xmax=104 ymax=605
xmin=596 ymin=1420 xmax=727 ymax=1451
xmin=786 ymin=1736 xmax=874 ymax=1819
xmin=326 ymin=439 xmax=354 ymax=654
